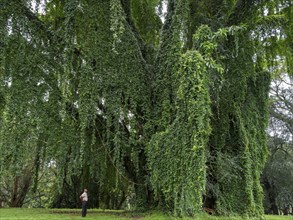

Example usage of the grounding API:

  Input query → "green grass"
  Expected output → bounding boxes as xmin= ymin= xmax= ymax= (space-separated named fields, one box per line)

xmin=264 ymin=216 xmax=293 ymax=220
xmin=0 ymin=208 xmax=292 ymax=220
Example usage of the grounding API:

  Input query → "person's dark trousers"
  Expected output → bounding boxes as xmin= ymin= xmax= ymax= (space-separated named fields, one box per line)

xmin=82 ymin=201 xmax=87 ymax=217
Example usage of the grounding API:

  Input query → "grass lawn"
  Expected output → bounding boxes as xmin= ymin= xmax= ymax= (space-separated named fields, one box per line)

xmin=0 ymin=208 xmax=292 ymax=220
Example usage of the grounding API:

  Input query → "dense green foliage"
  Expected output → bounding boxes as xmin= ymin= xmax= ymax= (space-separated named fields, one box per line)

xmin=0 ymin=0 xmax=292 ymax=217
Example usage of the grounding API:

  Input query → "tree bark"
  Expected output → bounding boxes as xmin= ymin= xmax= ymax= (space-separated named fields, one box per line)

xmin=263 ymin=176 xmax=279 ymax=214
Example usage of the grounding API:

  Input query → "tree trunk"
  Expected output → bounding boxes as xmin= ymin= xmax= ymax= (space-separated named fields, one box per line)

xmin=263 ymin=176 xmax=278 ymax=214
xmin=10 ymin=172 xmax=32 ymax=207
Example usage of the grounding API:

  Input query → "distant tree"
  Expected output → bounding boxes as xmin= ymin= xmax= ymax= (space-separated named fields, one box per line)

xmin=263 ymin=74 xmax=293 ymax=215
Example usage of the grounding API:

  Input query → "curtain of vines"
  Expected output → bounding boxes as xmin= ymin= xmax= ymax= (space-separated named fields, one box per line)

xmin=0 ymin=0 xmax=292 ymax=216
xmin=0 ymin=0 xmax=151 ymax=208
xmin=203 ymin=0 xmax=291 ymax=216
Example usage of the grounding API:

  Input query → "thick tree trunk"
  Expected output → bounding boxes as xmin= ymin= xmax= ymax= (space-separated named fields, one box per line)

xmin=263 ymin=176 xmax=278 ymax=214
xmin=10 ymin=170 xmax=33 ymax=207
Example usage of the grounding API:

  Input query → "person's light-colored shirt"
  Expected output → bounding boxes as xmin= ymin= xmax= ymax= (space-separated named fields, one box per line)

xmin=80 ymin=192 xmax=88 ymax=201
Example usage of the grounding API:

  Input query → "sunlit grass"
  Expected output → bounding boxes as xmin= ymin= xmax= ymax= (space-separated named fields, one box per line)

xmin=264 ymin=215 xmax=293 ymax=220
xmin=0 ymin=208 xmax=292 ymax=220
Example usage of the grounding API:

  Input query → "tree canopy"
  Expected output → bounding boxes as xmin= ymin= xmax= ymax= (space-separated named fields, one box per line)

xmin=0 ymin=0 xmax=292 ymax=217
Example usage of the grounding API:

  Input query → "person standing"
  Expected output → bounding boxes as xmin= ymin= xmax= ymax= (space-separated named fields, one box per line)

xmin=80 ymin=188 xmax=88 ymax=217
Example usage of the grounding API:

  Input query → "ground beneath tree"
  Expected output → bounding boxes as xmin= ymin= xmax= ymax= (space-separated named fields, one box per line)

xmin=50 ymin=209 xmax=145 ymax=219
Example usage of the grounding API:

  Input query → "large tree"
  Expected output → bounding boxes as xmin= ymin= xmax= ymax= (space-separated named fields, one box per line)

xmin=0 ymin=0 xmax=292 ymax=217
